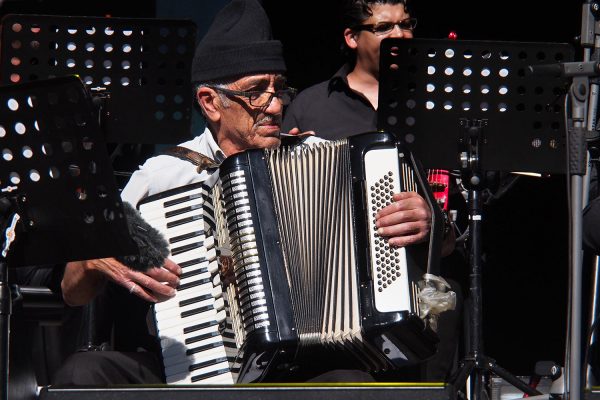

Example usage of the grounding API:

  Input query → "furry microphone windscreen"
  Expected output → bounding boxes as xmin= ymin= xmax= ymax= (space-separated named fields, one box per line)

xmin=116 ymin=201 xmax=170 ymax=272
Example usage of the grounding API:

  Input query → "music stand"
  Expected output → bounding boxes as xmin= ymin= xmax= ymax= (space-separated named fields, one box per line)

xmin=0 ymin=76 xmax=137 ymax=400
xmin=378 ymin=38 xmax=574 ymax=400
xmin=0 ymin=14 xmax=197 ymax=144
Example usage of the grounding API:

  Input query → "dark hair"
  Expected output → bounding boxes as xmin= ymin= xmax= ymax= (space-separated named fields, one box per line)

xmin=343 ymin=0 xmax=410 ymax=29
xmin=340 ymin=0 xmax=411 ymax=61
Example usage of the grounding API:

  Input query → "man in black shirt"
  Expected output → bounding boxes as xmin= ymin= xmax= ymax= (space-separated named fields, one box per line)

xmin=282 ymin=0 xmax=414 ymax=140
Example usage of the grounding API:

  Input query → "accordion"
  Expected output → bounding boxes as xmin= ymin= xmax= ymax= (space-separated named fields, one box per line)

xmin=138 ymin=132 xmax=443 ymax=384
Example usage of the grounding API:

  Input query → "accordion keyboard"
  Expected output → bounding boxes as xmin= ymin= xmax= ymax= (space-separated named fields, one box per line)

xmin=138 ymin=184 xmax=238 ymax=384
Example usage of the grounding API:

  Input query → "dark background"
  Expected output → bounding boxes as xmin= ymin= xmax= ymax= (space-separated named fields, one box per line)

xmin=0 ymin=0 xmax=588 ymax=377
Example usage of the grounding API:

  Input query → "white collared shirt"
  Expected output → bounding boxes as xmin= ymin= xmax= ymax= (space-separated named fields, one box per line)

xmin=121 ymin=127 xmax=226 ymax=207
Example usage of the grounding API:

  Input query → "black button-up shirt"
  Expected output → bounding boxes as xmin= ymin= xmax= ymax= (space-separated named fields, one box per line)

xmin=282 ymin=64 xmax=378 ymax=140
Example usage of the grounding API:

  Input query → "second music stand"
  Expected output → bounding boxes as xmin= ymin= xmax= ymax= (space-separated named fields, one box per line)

xmin=0 ymin=76 xmax=138 ymax=400
xmin=0 ymin=14 xmax=197 ymax=145
xmin=378 ymin=38 xmax=574 ymax=399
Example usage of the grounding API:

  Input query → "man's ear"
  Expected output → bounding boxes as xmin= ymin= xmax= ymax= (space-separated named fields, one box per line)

xmin=344 ymin=28 xmax=358 ymax=50
xmin=196 ymin=86 xmax=221 ymax=123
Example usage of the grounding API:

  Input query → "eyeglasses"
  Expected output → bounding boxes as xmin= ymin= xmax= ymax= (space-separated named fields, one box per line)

xmin=352 ymin=18 xmax=417 ymax=36
xmin=207 ymin=86 xmax=297 ymax=107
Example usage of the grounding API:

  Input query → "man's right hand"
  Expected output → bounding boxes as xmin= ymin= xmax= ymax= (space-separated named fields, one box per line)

xmin=62 ymin=257 xmax=181 ymax=306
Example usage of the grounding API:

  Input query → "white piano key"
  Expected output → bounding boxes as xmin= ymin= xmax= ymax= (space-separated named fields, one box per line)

xmin=160 ymin=320 xmax=220 ymax=349
xmin=155 ymin=283 xmax=222 ymax=313
xmin=157 ymin=310 xmax=227 ymax=339
xmin=156 ymin=306 xmax=219 ymax=332
xmin=141 ymin=197 xmax=206 ymax=222
xmin=170 ymin=247 xmax=217 ymax=266
xmin=142 ymin=210 xmax=206 ymax=232
xmin=147 ymin=210 xmax=207 ymax=233
xmin=178 ymin=267 xmax=213 ymax=287
xmin=167 ymin=366 xmax=235 ymax=385
xmin=177 ymin=272 xmax=218 ymax=293
xmin=155 ymin=295 xmax=215 ymax=322
xmin=177 ymin=260 xmax=218 ymax=280
xmin=162 ymin=329 xmax=223 ymax=360
xmin=139 ymin=187 xmax=206 ymax=212
xmin=164 ymin=225 xmax=208 ymax=244
xmin=164 ymin=347 xmax=230 ymax=377
xmin=189 ymin=360 xmax=233 ymax=382
xmin=156 ymin=297 xmax=225 ymax=331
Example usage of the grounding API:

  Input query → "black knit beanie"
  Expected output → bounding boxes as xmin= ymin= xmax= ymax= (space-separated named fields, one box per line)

xmin=191 ymin=0 xmax=286 ymax=82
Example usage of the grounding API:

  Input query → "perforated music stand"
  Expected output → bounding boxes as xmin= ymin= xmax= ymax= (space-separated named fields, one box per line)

xmin=378 ymin=38 xmax=574 ymax=400
xmin=0 ymin=14 xmax=197 ymax=144
xmin=0 ymin=76 xmax=137 ymax=400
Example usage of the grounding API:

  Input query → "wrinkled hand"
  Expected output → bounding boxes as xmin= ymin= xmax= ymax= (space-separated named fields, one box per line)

xmin=86 ymin=257 xmax=181 ymax=303
xmin=375 ymin=191 xmax=431 ymax=247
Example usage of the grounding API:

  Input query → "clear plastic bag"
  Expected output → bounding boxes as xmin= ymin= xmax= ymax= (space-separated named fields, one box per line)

xmin=417 ymin=273 xmax=457 ymax=331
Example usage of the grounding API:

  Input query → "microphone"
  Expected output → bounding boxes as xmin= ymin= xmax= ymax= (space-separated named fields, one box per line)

xmin=527 ymin=61 xmax=600 ymax=78
xmin=116 ymin=201 xmax=170 ymax=272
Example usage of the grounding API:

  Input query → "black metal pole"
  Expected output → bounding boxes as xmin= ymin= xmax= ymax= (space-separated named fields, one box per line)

xmin=448 ymin=121 xmax=543 ymax=400
xmin=0 ymin=258 xmax=11 ymax=400
xmin=468 ymin=187 xmax=484 ymax=400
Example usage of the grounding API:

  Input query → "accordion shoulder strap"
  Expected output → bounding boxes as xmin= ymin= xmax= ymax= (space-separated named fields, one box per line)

xmin=161 ymin=145 xmax=220 ymax=173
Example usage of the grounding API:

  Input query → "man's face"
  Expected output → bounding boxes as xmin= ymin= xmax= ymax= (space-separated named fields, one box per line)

xmin=354 ymin=3 xmax=413 ymax=76
xmin=217 ymin=73 xmax=285 ymax=155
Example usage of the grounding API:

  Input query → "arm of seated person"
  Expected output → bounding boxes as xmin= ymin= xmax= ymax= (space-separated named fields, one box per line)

xmin=62 ymin=257 xmax=181 ymax=306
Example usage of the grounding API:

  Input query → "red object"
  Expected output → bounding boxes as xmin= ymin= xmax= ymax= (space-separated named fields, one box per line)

xmin=448 ymin=31 xmax=458 ymax=40
xmin=427 ymin=169 xmax=450 ymax=211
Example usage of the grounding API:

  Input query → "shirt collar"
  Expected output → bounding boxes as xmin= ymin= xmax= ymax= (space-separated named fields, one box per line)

xmin=200 ymin=126 xmax=226 ymax=164
xmin=328 ymin=63 xmax=354 ymax=93
xmin=327 ymin=63 xmax=376 ymax=110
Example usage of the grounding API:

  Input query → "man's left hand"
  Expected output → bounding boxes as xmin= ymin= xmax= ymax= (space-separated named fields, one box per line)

xmin=375 ymin=191 xmax=431 ymax=247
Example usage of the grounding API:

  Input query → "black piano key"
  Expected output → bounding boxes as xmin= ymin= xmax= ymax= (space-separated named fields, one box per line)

xmin=185 ymin=330 xmax=220 ymax=345
xmin=178 ymin=277 xmax=211 ymax=291
xmin=165 ymin=204 xmax=202 ymax=219
xmin=183 ymin=319 xmax=218 ymax=335
xmin=170 ymin=230 xmax=205 ymax=244
xmin=164 ymin=192 xmax=203 ymax=208
xmin=190 ymin=367 xmax=231 ymax=383
xmin=179 ymin=292 xmax=212 ymax=307
xmin=203 ymin=212 xmax=216 ymax=230
xmin=221 ymin=330 xmax=235 ymax=339
xmin=180 ymin=267 xmax=208 ymax=280
xmin=189 ymin=356 xmax=228 ymax=372
xmin=180 ymin=304 xmax=215 ymax=319
xmin=186 ymin=340 xmax=224 ymax=356
xmin=179 ymin=258 xmax=209 ymax=269
xmin=166 ymin=214 xmax=202 ymax=229
xmin=171 ymin=242 xmax=205 ymax=256
xmin=200 ymin=193 xmax=213 ymax=207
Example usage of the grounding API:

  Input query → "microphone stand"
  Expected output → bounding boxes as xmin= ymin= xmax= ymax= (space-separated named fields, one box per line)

xmin=565 ymin=2 xmax=600 ymax=399
xmin=568 ymin=75 xmax=589 ymax=400
xmin=528 ymin=4 xmax=600 ymax=397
